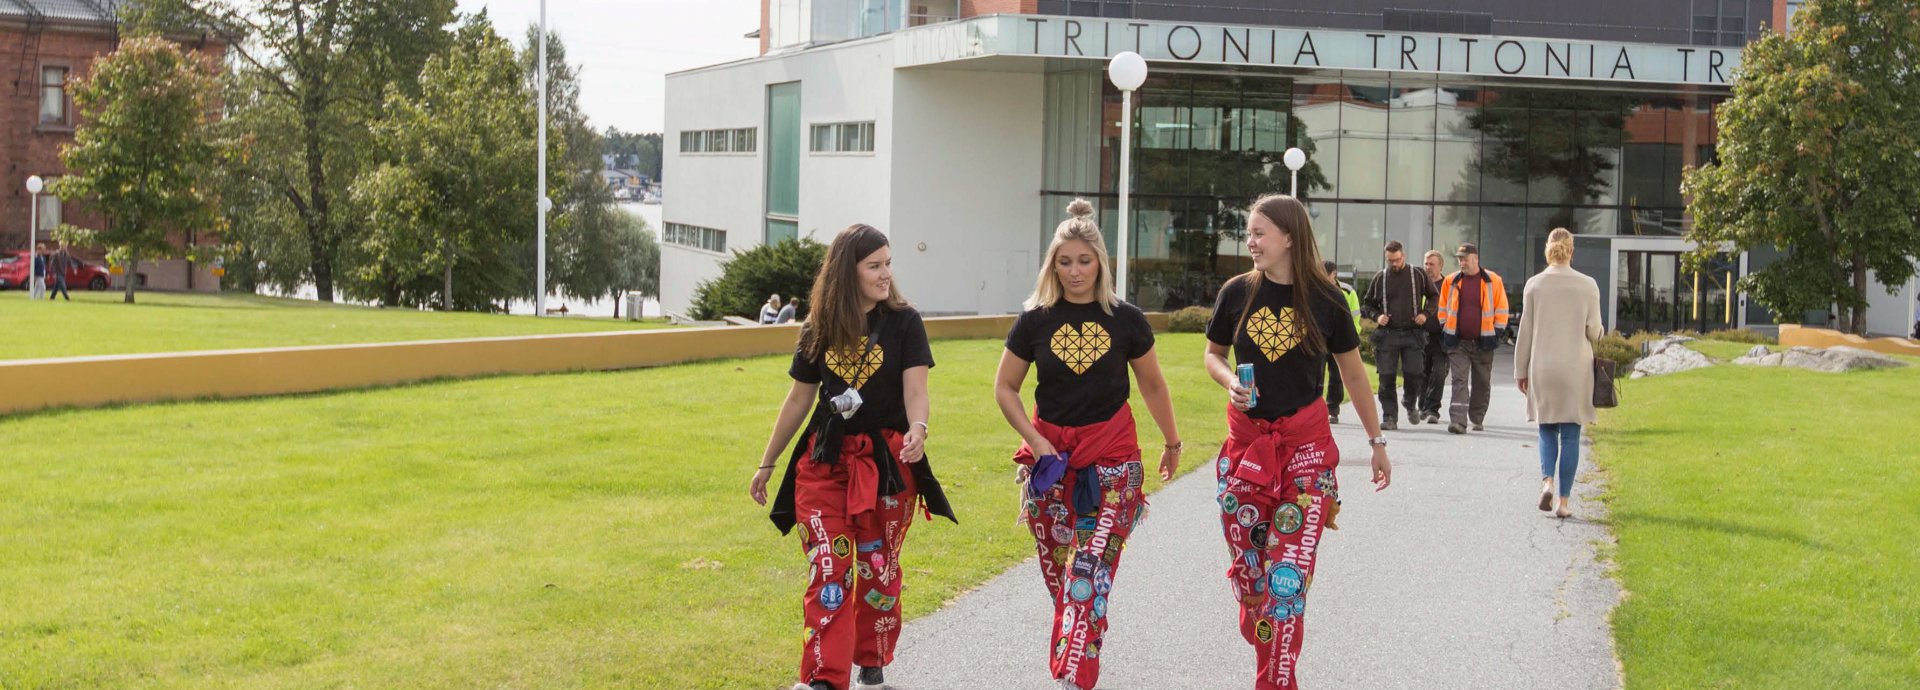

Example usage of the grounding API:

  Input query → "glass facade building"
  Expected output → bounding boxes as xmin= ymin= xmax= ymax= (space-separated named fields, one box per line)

xmin=1040 ymin=70 xmax=1728 ymax=320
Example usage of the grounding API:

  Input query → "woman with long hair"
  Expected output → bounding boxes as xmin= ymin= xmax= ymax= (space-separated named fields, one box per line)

xmin=994 ymin=199 xmax=1182 ymax=690
xmin=1202 ymin=194 xmax=1393 ymax=690
xmin=1514 ymin=228 xmax=1603 ymax=519
xmin=750 ymin=224 xmax=956 ymax=690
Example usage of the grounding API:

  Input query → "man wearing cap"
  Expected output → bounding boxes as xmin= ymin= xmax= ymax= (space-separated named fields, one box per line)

xmin=1438 ymin=243 xmax=1509 ymax=434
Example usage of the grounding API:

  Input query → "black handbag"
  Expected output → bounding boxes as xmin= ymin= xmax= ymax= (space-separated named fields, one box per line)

xmin=1592 ymin=358 xmax=1619 ymax=409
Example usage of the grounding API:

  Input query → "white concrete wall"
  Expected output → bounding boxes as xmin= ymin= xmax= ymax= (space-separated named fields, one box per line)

xmin=660 ymin=38 xmax=896 ymax=317
xmin=888 ymin=69 xmax=1045 ymax=315
xmin=1865 ymin=266 xmax=1917 ymax=338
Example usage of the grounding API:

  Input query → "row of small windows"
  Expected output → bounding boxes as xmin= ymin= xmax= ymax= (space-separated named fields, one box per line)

xmin=680 ymin=128 xmax=756 ymax=154
xmin=811 ymin=121 xmax=875 ymax=154
xmin=664 ymin=222 xmax=727 ymax=252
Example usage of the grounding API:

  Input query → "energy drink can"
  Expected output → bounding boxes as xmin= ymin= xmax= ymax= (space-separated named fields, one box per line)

xmin=1236 ymin=363 xmax=1257 ymax=407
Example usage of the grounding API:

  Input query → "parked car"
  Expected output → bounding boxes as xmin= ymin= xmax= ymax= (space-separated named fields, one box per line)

xmin=0 ymin=251 xmax=113 ymax=291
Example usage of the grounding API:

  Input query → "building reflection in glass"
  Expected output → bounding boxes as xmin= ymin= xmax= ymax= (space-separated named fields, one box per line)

xmin=1040 ymin=69 xmax=1723 ymax=312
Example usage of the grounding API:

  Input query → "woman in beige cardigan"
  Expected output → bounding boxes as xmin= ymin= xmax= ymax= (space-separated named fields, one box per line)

xmin=1513 ymin=228 xmax=1602 ymax=518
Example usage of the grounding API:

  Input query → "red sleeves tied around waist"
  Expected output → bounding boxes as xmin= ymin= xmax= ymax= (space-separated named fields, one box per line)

xmin=1011 ymin=403 xmax=1142 ymax=470
xmin=1222 ymin=399 xmax=1337 ymax=494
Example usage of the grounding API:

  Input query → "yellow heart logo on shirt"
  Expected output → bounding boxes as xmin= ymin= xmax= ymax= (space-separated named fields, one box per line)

xmin=1049 ymin=322 xmax=1111 ymax=374
xmin=1245 ymin=306 xmax=1301 ymax=362
xmin=824 ymin=337 xmax=884 ymax=389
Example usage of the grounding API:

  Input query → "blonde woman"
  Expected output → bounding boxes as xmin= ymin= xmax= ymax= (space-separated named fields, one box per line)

xmin=1513 ymin=228 xmax=1603 ymax=519
xmin=994 ymin=199 xmax=1181 ymax=690
xmin=761 ymin=293 xmax=785 ymax=324
xmin=1203 ymin=194 xmax=1391 ymax=690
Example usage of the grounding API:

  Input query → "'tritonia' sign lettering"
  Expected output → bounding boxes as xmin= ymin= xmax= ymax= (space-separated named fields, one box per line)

xmin=896 ymin=15 xmax=1740 ymax=86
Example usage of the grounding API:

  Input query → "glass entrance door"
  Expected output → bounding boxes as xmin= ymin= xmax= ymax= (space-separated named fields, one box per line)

xmin=1616 ymin=250 xmax=1739 ymax=334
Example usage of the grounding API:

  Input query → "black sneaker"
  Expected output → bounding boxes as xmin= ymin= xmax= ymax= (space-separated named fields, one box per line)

xmin=1447 ymin=422 xmax=1466 ymax=434
xmin=1381 ymin=419 xmax=1398 ymax=431
xmin=854 ymin=666 xmax=885 ymax=690
xmin=1328 ymin=412 xmax=1340 ymax=425
xmin=1423 ymin=411 xmax=1440 ymax=424
xmin=1404 ymin=407 xmax=1421 ymax=425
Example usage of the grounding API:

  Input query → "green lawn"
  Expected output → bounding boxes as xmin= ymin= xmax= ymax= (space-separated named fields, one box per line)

xmin=0 ymin=334 xmax=1244 ymax=690
xmin=0 ymin=290 xmax=670 ymax=361
xmin=1592 ymin=351 xmax=1920 ymax=689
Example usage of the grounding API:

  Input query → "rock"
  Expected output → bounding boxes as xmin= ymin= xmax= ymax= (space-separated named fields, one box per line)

xmin=1730 ymin=345 xmax=1908 ymax=373
xmin=1746 ymin=345 xmax=1771 ymax=358
xmin=1631 ymin=342 xmax=1717 ymax=377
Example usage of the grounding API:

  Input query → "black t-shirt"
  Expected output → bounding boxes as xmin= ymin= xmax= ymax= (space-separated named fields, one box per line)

xmin=789 ymin=305 xmax=936 ymax=433
xmin=1004 ymin=299 xmax=1156 ymax=427
xmin=1205 ymin=275 xmax=1361 ymax=421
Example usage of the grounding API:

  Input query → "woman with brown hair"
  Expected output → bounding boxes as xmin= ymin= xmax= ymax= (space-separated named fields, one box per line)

xmin=1202 ymin=194 xmax=1393 ymax=690
xmin=994 ymin=199 xmax=1182 ymax=690
xmin=749 ymin=224 xmax=956 ymax=690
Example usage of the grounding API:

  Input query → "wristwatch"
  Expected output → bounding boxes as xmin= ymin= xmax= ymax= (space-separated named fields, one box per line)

xmin=1368 ymin=435 xmax=1389 ymax=448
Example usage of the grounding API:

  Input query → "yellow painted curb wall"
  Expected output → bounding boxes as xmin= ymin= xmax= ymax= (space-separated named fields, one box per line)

xmin=0 ymin=312 xmax=1173 ymax=416
xmin=1777 ymin=324 xmax=1920 ymax=358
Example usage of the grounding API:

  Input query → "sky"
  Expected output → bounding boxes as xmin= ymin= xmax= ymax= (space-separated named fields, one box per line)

xmin=454 ymin=0 xmax=762 ymax=134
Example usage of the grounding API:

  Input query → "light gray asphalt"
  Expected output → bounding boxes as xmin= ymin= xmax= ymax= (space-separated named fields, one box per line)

xmin=887 ymin=353 xmax=1620 ymax=689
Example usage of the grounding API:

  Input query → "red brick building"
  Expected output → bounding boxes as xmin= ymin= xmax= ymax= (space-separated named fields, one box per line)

xmin=0 ymin=1 xmax=227 ymax=292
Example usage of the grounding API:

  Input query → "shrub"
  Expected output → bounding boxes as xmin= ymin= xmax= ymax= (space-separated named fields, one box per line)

xmin=1357 ymin=319 xmax=1378 ymax=365
xmin=1704 ymin=328 xmax=1777 ymax=345
xmin=1168 ymin=306 xmax=1211 ymax=333
xmin=1595 ymin=333 xmax=1639 ymax=377
xmin=687 ymin=239 xmax=828 ymax=321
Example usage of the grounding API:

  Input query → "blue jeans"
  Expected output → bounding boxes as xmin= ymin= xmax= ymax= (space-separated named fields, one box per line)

xmin=1538 ymin=423 xmax=1582 ymax=498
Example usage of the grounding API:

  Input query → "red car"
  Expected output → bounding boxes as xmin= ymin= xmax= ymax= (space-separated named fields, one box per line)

xmin=0 ymin=250 xmax=113 ymax=291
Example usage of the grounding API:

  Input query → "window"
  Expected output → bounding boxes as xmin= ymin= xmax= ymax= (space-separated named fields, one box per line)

xmin=1691 ymin=0 xmax=1748 ymax=47
xmin=678 ymin=128 xmax=757 ymax=154
xmin=35 ymin=185 xmax=60 ymax=232
xmin=810 ymin=121 xmax=876 ymax=153
xmin=40 ymin=66 xmax=67 ymax=125
xmin=664 ymin=222 xmax=728 ymax=252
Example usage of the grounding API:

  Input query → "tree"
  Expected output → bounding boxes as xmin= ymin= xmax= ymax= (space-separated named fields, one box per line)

xmin=130 ymin=0 xmax=458 ymax=302
xmin=1683 ymin=0 xmax=1920 ymax=334
xmin=604 ymin=128 xmax=662 ymax=179
xmin=57 ymin=36 xmax=229 ymax=304
xmin=351 ymin=13 xmax=540 ymax=311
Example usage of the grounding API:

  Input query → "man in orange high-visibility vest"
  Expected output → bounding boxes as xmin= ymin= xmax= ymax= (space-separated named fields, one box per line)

xmin=1437 ymin=243 xmax=1509 ymax=434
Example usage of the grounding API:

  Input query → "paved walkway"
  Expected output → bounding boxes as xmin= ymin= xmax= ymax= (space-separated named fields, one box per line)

xmin=890 ymin=353 xmax=1620 ymax=689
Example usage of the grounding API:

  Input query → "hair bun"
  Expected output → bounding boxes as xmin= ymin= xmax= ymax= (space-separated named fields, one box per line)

xmin=1065 ymin=198 xmax=1095 ymax=219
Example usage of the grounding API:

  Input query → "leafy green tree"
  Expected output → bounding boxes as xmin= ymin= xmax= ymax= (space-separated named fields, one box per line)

xmin=604 ymin=128 xmax=662 ymax=179
xmin=352 ymin=13 xmax=540 ymax=310
xmin=130 ymin=0 xmax=458 ymax=302
xmin=1682 ymin=0 xmax=1920 ymax=334
xmin=690 ymin=239 xmax=828 ymax=321
xmin=57 ymin=35 xmax=230 ymax=304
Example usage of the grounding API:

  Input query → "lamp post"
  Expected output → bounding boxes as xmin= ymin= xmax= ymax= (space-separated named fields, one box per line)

xmin=1108 ymin=51 xmax=1146 ymax=301
xmin=1283 ymin=147 xmax=1306 ymax=198
xmin=536 ymin=0 xmax=549 ymax=316
xmin=26 ymin=175 xmax=42 ymax=299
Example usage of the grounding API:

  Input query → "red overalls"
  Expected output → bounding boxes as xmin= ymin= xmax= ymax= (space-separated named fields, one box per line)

xmin=1216 ymin=398 xmax=1343 ymax=690
xmin=1013 ymin=404 xmax=1149 ymax=689
xmin=791 ymin=428 xmax=919 ymax=690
